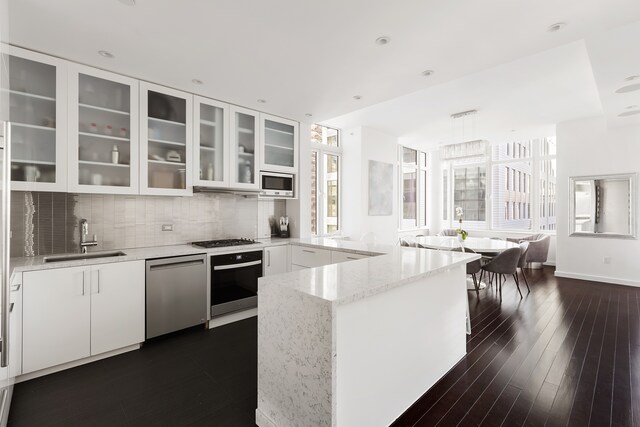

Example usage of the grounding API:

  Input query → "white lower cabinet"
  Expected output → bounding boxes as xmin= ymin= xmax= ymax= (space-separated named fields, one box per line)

xmin=22 ymin=260 xmax=144 ymax=374
xmin=263 ymin=246 xmax=289 ymax=276
xmin=330 ymin=251 xmax=368 ymax=264
xmin=290 ymin=245 xmax=332 ymax=269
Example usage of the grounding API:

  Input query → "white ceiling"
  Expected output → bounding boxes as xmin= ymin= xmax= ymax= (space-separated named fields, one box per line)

xmin=8 ymin=0 xmax=640 ymax=126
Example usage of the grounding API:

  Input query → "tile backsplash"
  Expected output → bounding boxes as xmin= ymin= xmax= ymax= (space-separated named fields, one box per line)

xmin=10 ymin=191 xmax=286 ymax=257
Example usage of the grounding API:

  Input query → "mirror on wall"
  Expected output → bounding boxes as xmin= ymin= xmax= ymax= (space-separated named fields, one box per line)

xmin=569 ymin=173 xmax=636 ymax=238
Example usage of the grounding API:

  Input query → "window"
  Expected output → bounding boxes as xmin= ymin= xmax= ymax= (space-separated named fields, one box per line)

xmin=442 ymin=136 xmax=556 ymax=233
xmin=400 ymin=146 xmax=428 ymax=229
xmin=310 ymin=125 xmax=341 ymax=235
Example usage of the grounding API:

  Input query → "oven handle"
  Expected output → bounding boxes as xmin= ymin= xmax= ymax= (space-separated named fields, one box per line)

xmin=213 ymin=260 xmax=262 ymax=271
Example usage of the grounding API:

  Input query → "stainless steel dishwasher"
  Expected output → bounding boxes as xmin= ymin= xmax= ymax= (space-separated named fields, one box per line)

xmin=146 ymin=254 xmax=207 ymax=339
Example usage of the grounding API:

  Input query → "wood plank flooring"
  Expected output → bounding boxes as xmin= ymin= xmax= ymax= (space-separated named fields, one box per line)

xmin=8 ymin=267 xmax=639 ymax=426
xmin=392 ymin=267 xmax=640 ymax=427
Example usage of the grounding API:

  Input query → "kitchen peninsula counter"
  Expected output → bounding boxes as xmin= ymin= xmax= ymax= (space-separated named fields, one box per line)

xmin=256 ymin=239 xmax=479 ymax=427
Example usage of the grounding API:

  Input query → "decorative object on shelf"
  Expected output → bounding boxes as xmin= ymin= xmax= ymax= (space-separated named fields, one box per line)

xmin=24 ymin=165 xmax=41 ymax=182
xmin=166 ymin=150 xmax=182 ymax=162
xmin=243 ymin=161 xmax=252 ymax=183
xmin=42 ymin=117 xmax=55 ymax=128
xmin=368 ymin=160 xmax=393 ymax=216
xmin=111 ymin=145 xmax=119 ymax=164
xmin=150 ymin=154 xmax=164 ymax=161
xmin=455 ymin=207 xmax=468 ymax=241
xmin=177 ymin=169 xmax=186 ymax=188
xmin=88 ymin=122 xmax=98 ymax=133
xmin=238 ymin=145 xmax=245 ymax=153
xmin=91 ymin=173 xmax=103 ymax=186
xmin=104 ymin=124 xmax=113 ymax=135
xmin=148 ymin=91 xmax=174 ymax=120
xmin=119 ymin=127 xmax=127 ymax=137
xmin=206 ymin=163 xmax=214 ymax=181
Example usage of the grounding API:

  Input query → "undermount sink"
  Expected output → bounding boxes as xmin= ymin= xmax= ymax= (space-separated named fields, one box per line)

xmin=43 ymin=251 xmax=127 ymax=263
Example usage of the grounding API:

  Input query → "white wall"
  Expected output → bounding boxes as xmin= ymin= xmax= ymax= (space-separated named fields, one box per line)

xmin=342 ymin=127 xmax=399 ymax=245
xmin=556 ymin=116 xmax=640 ymax=287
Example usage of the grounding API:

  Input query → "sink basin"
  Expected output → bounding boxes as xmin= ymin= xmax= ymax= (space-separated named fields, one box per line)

xmin=43 ymin=251 xmax=127 ymax=263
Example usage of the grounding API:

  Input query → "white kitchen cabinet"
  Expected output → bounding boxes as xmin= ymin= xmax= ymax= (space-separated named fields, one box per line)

xmin=140 ymin=82 xmax=193 ymax=196
xmin=68 ymin=64 xmax=139 ymax=194
xmin=264 ymin=245 xmax=289 ymax=276
xmin=22 ymin=261 xmax=145 ymax=374
xmin=290 ymin=245 xmax=332 ymax=269
xmin=23 ymin=266 xmax=91 ymax=373
xmin=90 ymin=261 xmax=145 ymax=355
xmin=330 ymin=251 xmax=369 ymax=264
xmin=9 ymin=273 xmax=23 ymax=379
xmin=260 ymin=114 xmax=298 ymax=174
xmin=193 ymin=96 xmax=229 ymax=188
xmin=230 ymin=105 xmax=259 ymax=190
xmin=6 ymin=46 xmax=67 ymax=192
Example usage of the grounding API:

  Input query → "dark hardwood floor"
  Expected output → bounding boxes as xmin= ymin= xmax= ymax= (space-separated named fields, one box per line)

xmin=393 ymin=267 xmax=640 ymax=427
xmin=8 ymin=267 xmax=639 ymax=426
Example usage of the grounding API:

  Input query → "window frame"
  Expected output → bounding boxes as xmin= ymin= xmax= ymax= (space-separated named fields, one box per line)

xmin=399 ymin=146 xmax=428 ymax=231
xmin=310 ymin=125 xmax=342 ymax=237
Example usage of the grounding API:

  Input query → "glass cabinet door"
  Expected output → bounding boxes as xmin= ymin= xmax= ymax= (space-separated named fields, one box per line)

xmin=68 ymin=65 xmax=139 ymax=194
xmin=5 ymin=47 xmax=67 ymax=192
xmin=194 ymin=96 xmax=229 ymax=187
xmin=260 ymin=113 xmax=298 ymax=173
xmin=140 ymin=82 xmax=192 ymax=195
xmin=230 ymin=106 xmax=259 ymax=189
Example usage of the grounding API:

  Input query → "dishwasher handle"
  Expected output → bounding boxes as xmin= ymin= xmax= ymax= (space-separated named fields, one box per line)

xmin=147 ymin=255 xmax=205 ymax=271
xmin=213 ymin=260 xmax=262 ymax=271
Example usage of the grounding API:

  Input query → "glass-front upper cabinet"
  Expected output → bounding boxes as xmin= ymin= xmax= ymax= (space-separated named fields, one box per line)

xmin=193 ymin=96 xmax=229 ymax=188
xmin=140 ymin=82 xmax=193 ymax=196
xmin=230 ymin=106 xmax=259 ymax=190
xmin=68 ymin=64 xmax=139 ymax=194
xmin=260 ymin=113 xmax=298 ymax=174
xmin=5 ymin=46 xmax=67 ymax=192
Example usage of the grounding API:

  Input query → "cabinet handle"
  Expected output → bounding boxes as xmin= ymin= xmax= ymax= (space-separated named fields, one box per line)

xmin=9 ymin=303 xmax=14 ymax=314
xmin=267 ymin=250 xmax=271 ymax=267
xmin=82 ymin=272 xmax=85 ymax=296
xmin=96 ymin=270 xmax=100 ymax=294
xmin=10 ymin=283 xmax=20 ymax=292
xmin=302 ymin=249 xmax=316 ymax=254
xmin=346 ymin=257 xmax=359 ymax=260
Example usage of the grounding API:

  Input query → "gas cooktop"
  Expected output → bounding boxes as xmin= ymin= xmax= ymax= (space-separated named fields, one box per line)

xmin=191 ymin=238 xmax=257 ymax=248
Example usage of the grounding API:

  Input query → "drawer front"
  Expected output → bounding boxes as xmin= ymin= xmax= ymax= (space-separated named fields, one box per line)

xmin=331 ymin=251 xmax=368 ymax=264
xmin=290 ymin=246 xmax=332 ymax=268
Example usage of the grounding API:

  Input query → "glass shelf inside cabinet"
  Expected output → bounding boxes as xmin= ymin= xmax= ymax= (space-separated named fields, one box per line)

xmin=264 ymin=119 xmax=294 ymax=168
xmin=147 ymin=91 xmax=187 ymax=190
xmin=8 ymin=55 xmax=57 ymax=183
xmin=77 ymin=73 xmax=131 ymax=187
xmin=199 ymin=103 xmax=224 ymax=182
xmin=235 ymin=112 xmax=255 ymax=184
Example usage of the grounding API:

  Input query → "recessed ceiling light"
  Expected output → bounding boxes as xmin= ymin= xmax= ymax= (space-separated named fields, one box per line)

xmin=547 ymin=22 xmax=566 ymax=32
xmin=421 ymin=70 xmax=434 ymax=77
xmin=305 ymin=113 xmax=313 ymax=117
xmin=98 ymin=50 xmax=114 ymax=58
xmin=353 ymin=95 xmax=362 ymax=100
xmin=615 ymin=83 xmax=640 ymax=94
xmin=118 ymin=0 xmax=135 ymax=5
xmin=624 ymin=75 xmax=640 ymax=82
xmin=191 ymin=79 xmax=203 ymax=85
xmin=618 ymin=110 xmax=640 ymax=117
xmin=375 ymin=36 xmax=391 ymax=46
xmin=257 ymin=99 xmax=267 ymax=103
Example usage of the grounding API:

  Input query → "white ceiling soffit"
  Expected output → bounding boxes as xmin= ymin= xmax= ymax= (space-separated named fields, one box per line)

xmin=584 ymin=20 xmax=640 ymax=128
xmin=7 ymin=0 xmax=640 ymax=123
xmin=325 ymin=41 xmax=603 ymax=148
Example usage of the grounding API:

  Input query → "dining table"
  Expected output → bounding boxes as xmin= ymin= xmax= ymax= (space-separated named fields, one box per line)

xmin=413 ymin=236 xmax=519 ymax=255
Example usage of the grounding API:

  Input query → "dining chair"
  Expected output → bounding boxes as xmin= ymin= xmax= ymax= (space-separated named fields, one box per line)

xmin=506 ymin=234 xmax=550 ymax=268
xmin=481 ymin=247 xmax=522 ymax=299
xmin=399 ymin=238 xmax=411 ymax=247
xmin=517 ymin=241 xmax=531 ymax=293
xmin=451 ymin=247 xmax=482 ymax=297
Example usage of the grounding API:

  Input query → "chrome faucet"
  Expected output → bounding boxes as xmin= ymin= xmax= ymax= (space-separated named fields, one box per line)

xmin=79 ymin=219 xmax=98 ymax=253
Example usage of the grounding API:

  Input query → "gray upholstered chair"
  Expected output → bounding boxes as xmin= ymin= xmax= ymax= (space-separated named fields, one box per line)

xmin=481 ymin=247 xmax=522 ymax=299
xmin=438 ymin=229 xmax=458 ymax=236
xmin=517 ymin=241 xmax=531 ymax=293
xmin=451 ymin=247 xmax=482 ymax=297
xmin=399 ymin=238 xmax=411 ymax=247
xmin=506 ymin=234 xmax=550 ymax=268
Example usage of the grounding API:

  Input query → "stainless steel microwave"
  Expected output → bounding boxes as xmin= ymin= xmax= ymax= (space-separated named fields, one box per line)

xmin=259 ymin=171 xmax=294 ymax=198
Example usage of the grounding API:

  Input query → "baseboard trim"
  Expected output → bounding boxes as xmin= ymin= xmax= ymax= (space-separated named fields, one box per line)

xmin=17 ymin=344 xmax=141 ymax=383
xmin=554 ymin=271 xmax=640 ymax=288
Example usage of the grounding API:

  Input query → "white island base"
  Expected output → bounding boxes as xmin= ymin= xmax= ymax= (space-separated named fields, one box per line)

xmin=256 ymin=261 xmax=469 ymax=427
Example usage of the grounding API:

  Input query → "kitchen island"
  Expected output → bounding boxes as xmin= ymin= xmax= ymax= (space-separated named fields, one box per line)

xmin=256 ymin=239 xmax=480 ymax=427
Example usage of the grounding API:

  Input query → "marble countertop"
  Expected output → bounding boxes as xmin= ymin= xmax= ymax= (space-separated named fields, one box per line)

xmin=11 ymin=237 xmax=479 ymax=306
xmin=261 ymin=238 xmax=480 ymax=305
